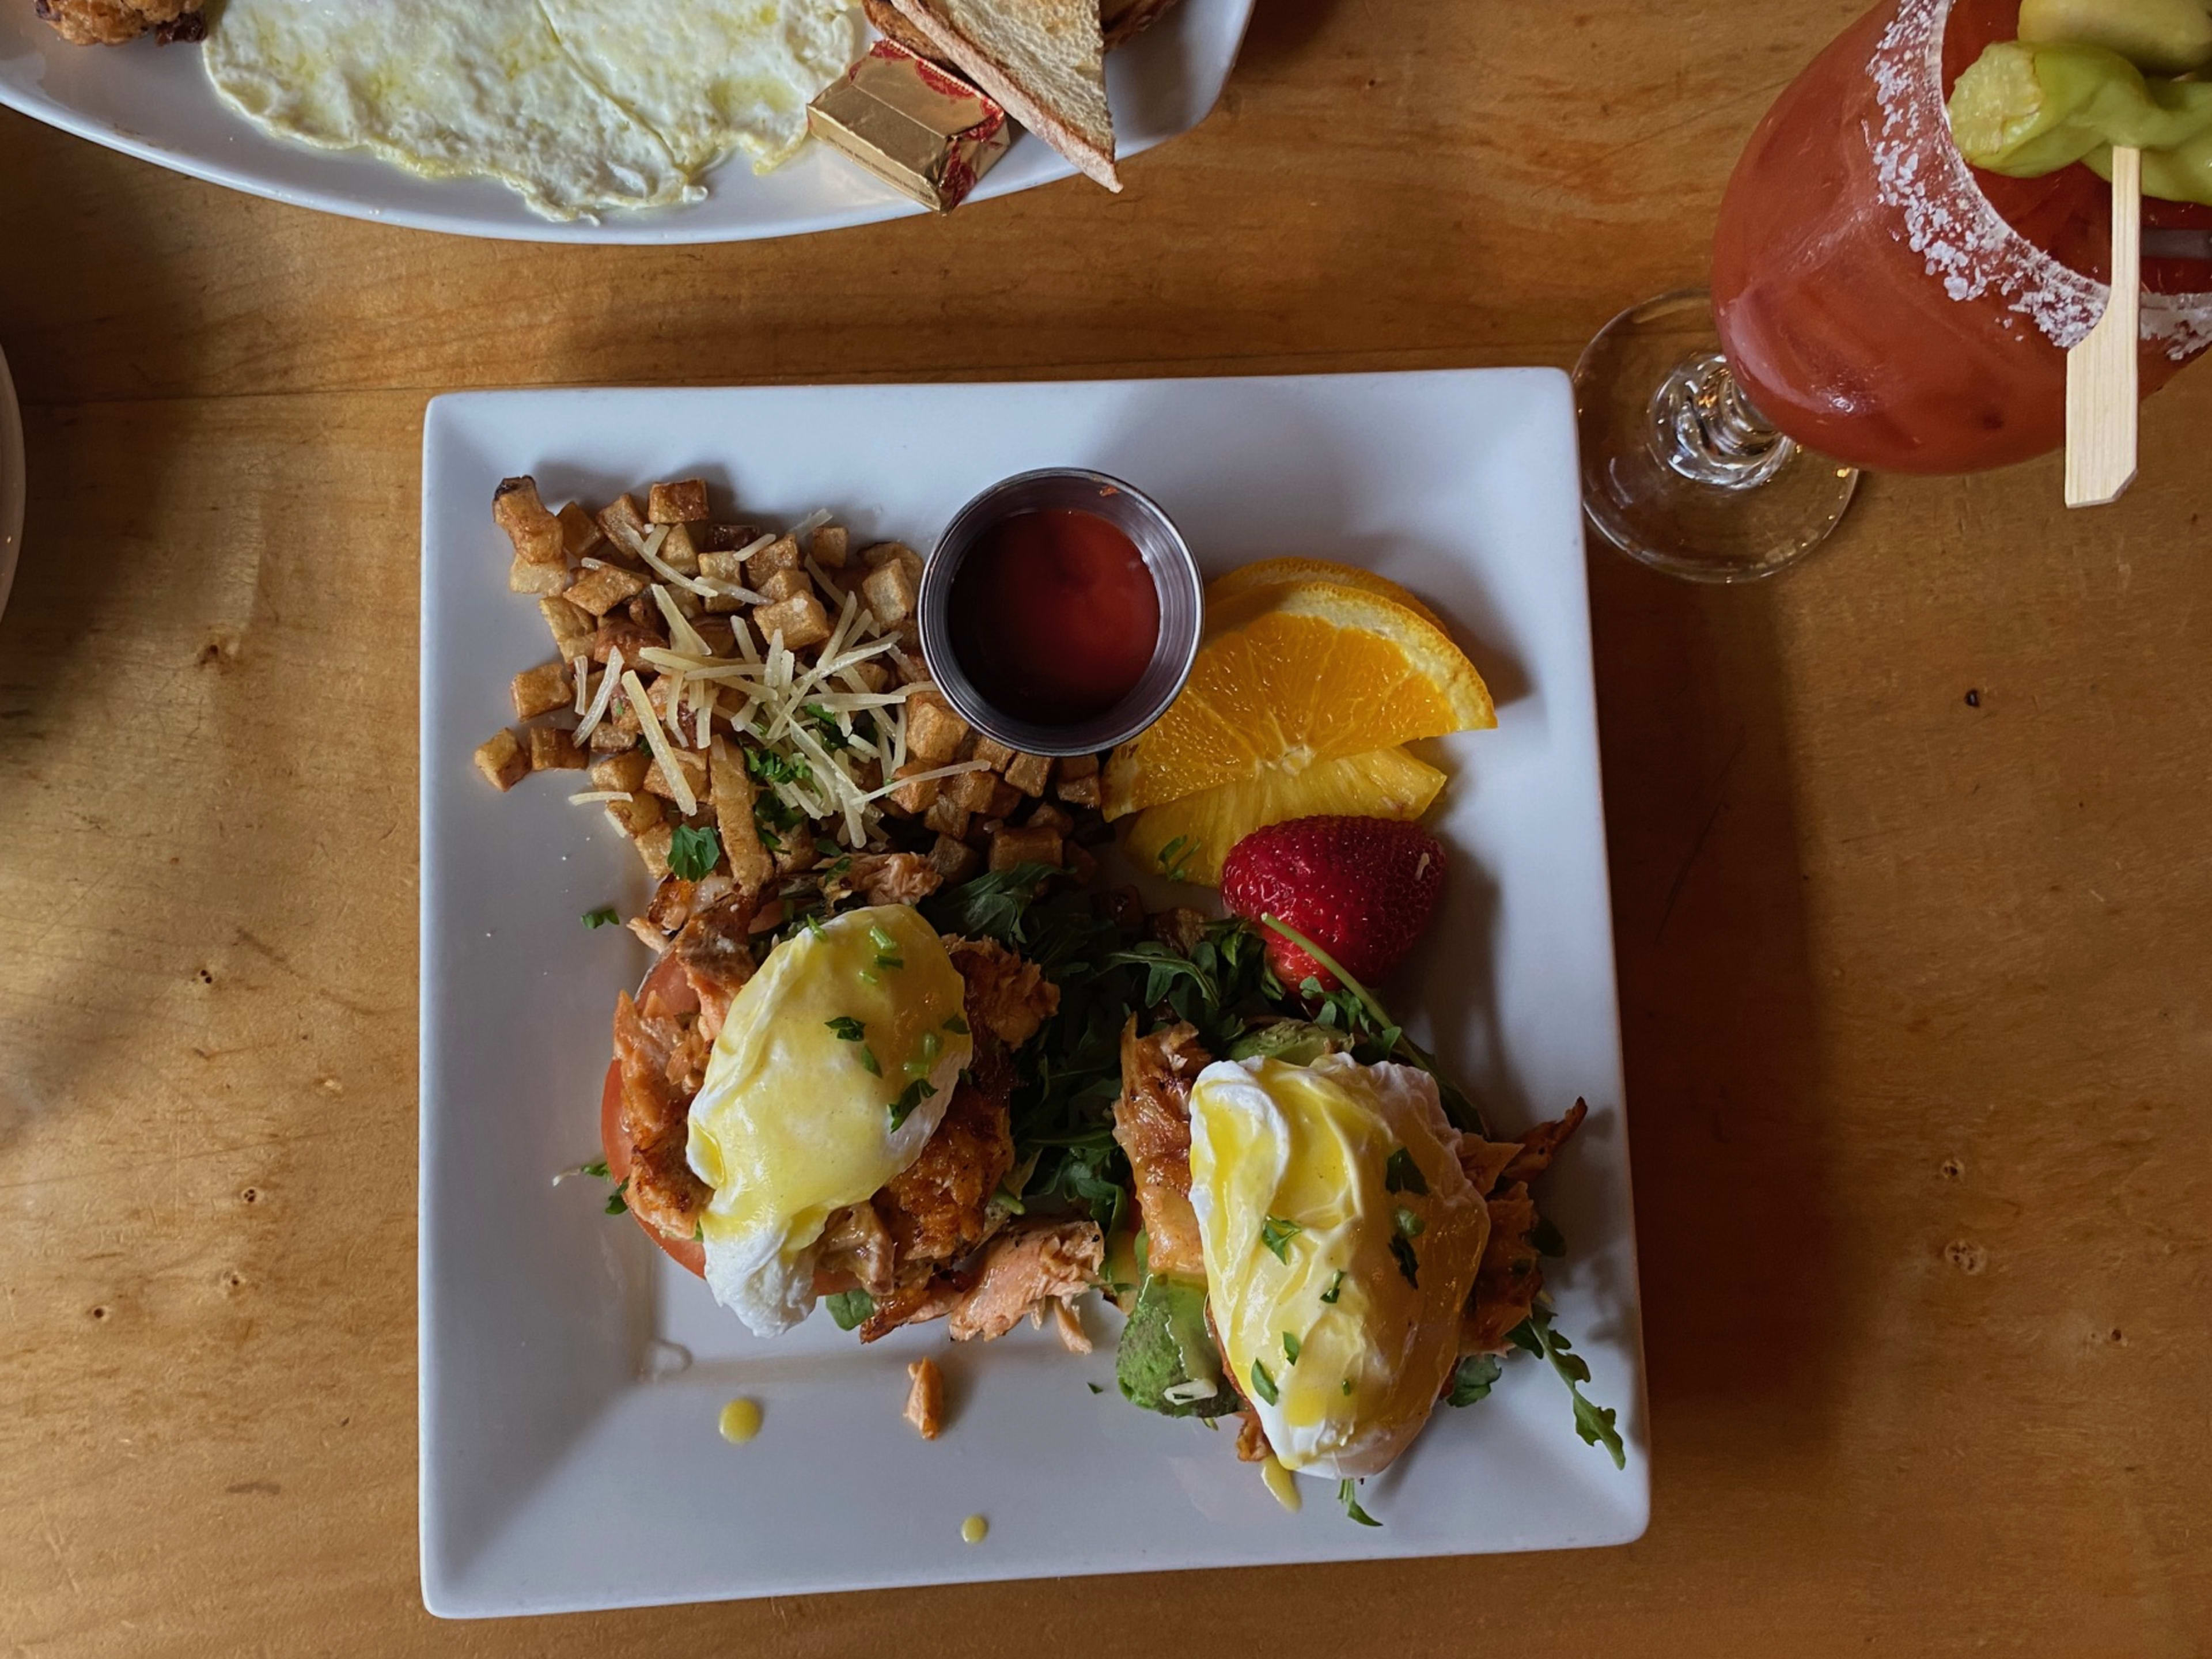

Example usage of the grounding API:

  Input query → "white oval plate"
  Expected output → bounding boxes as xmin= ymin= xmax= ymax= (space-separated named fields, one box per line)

xmin=0 ymin=0 xmax=1252 ymax=244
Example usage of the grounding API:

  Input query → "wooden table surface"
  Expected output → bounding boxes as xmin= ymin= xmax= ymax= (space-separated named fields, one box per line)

xmin=3 ymin=1 xmax=2208 ymax=1653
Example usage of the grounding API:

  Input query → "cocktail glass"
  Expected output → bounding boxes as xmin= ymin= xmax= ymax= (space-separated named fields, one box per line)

xmin=1575 ymin=0 xmax=2212 ymax=582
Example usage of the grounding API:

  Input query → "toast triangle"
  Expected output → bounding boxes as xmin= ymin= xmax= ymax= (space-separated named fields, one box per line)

xmin=887 ymin=0 xmax=1120 ymax=191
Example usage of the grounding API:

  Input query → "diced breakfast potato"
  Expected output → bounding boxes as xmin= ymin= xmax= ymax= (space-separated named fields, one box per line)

xmin=699 ymin=522 xmax=762 ymax=552
xmin=539 ymin=595 xmax=596 ymax=662
xmin=509 ymin=557 xmax=570 ymax=597
xmin=1003 ymin=752 xmax=1052 ymax=798
xmin=565 ymin=563 xmax=650 ymax=617
xmin=528 ymin=727 xmax=586 ymax=771
xmin=557 ymin=502 xmax=604 ymax=560
xmin=862 ymin=541 xmax=922 ymax=575
xmin=659 ymin=520 xmax=702 ymax=575
xmin=1056 ymin=771 xmax=1103 ymax=808
xmin=590 ymin=751 xmax=652 ymax=794
xmin=758 ymin=567 xmax=812 ymax=605
xmin=923 ymin=797 xmax=971 ymax=839
xmin=605 ymin=791 xmax=664 ymax=838
xmin=927 ymin=834 xmax=982 ymax=884
xmin=970 ymin=736 xmax=1017 ymax=772
xmin=709 ymin=737 xmax=777 ymax=898
xmin=904 ymin=691 xmax=969 ymax=764
xmin=848 ymin=660 xmax=893 ymax=694
xmin=944 ymin=767 xmax=999 ymax=814
xmin=596 ymin=494 xmax=650 ymax=558
xmin=810 ymin=525 xmax=849 ymax=569
xmin=1058 ymin=753 xmax=1099 ymax=780
xmin=984 ymin=779 xmax=1022 ymax=819
xmin=887 ymin=760 xmax=942 ymax=816
xmin=754 ymin=593 xmax=831 ymax=650
xmin=494 ymin=477 xmax=566 ymax=566
xmin=510 ymin=660 xmax=573 ymax=719
xmin=694 ymin=618 xmax=737 ymax=657
xmin=635 ymin=822 xmax=675 ymax=879
xmin=649 ymin=479 xmax=710 ymax=524
xmin=644 ymin=748 xmax=709 ymax=802
xmin=989 ymin=825 xmax=1063 ymax=871
xmin=745 ymin=535 xmax=802 ymax=586
xmin=861 ymin=559 xmax=918 ymax=628
xmin=1026 ymin=800 xmax=1074 ymax=834
xmin=593 ymin=617 xmax=666 ymax=666
xmin=474 ymin=729 xmax=529 ymax=791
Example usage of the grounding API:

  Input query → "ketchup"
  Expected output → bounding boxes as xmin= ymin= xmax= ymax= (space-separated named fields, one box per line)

xmin=947 ymin=509 xmax=1160 ymax=725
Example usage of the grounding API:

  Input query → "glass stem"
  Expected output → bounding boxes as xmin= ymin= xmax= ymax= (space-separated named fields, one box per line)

xmin=1650 ymin=349 xmax=1798 ymax=489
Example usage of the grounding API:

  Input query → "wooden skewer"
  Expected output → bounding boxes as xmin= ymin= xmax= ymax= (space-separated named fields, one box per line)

xmin=2065 ymin=145 xmax=2142 ymax=509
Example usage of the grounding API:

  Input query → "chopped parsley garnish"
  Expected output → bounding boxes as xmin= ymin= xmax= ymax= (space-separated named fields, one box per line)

xmin=1259 ymin=1216 xmax=1302 ymax=1262
xmin=1319 ymin=1271 xmax=1344 ymax=1304
xmin=1248 ymin=1359 xmax=1279 ymax=1406
xmin=1341 ymin=1378 xmax=1353 ymax=1396
xmin=804 ymin=914 xmax=827 ymax=942
xmin=1384 ymin=1147 xmax=1428 ymax=1196
xmin=1509 ymin=1308 xmax=1626 ymax=1468
xmin=824 ymin=1289 xmax=873 ymax=1331
xmin=1446 ymin=1353 xmax=1503 ymax=1408
xmin=858 ymin=968 xmax=880 ymax=987
xmin=667 ymin=823 xmax=721 ymax=881
xmin=604 ymin=1178 xmax=629 ymax=1216
xmin=1155 ymin=835 xmax=1198 ymax=883
xmin=888 ymin=1077 xmax=937 ymax=1130
xmin=1393 ymin=1205 xmax=1426 ymax=1238
xmin=906 ymin=1031 xmax=942 ymax=1076
xmin=943 ymin=1014 xmax=970 ymax=1035
xmin=753 ymin=792 xmax=802 ymax=851
xmin=1339 ymin=1479 xmax=1381 ymax=1527
xmin=692 ymin=1221 xmax=703 ymax=1243
xmin=1282 ymin=1331 xmax=1301 ymax=1365
xmin=745 ymin=747 xmax=812 ymax=786
xmin=804 ymin=707 xmax=854 ymax=752
xmin=581 ymin=906 xmax=620 ymax=929
xmin=826 ymin=1016 xmax=866 ymax=1042
xmin=1388 ymin=1232 xmax=1419 ymax=1287
xmin=868 ymin=924 xmax=898 ymax=952
xmin=858 ymin=1045 xmax=881 ymax=1077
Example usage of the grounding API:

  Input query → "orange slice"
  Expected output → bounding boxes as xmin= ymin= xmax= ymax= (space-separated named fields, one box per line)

xmin=1205 ymin=559 xmax=1448 ymax=630
xmin=1103 ymin=581 xmax=1493 ymax=820
xmin=1125 ymin=745 xmax=1446 ymax=887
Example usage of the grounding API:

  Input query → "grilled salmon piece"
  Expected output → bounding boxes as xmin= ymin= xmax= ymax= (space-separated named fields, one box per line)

xmin=946 ymin=1218 xmax=1105 ymax=1342
xmin=1112 ymin=1018 xmax=1209 ymax=1279
xmin=946 ymin=936 xmax=1060 ymax=1049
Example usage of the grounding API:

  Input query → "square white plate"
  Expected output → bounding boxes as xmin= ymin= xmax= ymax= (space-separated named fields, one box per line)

xmin=0 ymin=0 xmax=1252 ymax=244
xmin=419 ymin=373 xmax=1647 ymax=1619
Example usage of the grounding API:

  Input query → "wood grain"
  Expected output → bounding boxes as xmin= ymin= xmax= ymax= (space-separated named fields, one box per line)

xmin=1 ymin=0 xmax=2208 ymax=1653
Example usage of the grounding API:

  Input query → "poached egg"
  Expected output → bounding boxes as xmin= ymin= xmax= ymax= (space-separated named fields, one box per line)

xmin=1188 ymin=1055 xmax=1490 ymax=1477
xmin=686 ymin=904 xmax=970 ymax=1338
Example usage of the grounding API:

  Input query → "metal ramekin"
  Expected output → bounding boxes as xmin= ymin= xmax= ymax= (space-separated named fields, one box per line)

xmin=916 ymin=468 xmax=1203 ymax=758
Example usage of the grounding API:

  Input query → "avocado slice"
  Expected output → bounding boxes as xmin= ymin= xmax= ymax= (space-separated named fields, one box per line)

xmin=1116 ymin=1274 xmax=1237 ymax=1418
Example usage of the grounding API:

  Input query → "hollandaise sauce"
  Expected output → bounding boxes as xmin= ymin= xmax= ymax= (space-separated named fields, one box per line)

xmin=960 ymin=1514 xmax=989 ymax=1545
xmin=718 ymin=1397 xmax=763 ymax=1444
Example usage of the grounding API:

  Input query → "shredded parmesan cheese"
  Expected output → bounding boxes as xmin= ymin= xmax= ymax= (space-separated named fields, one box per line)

xmin=859 ymin=759 xmax=987 ymax=804
xmin=575 ymin=646 xmax=623 ymax=742
xmin=623 ymin=668 xmax=696 ymax=816
xmin=567 ymin=790 xmax=634 ymax=805
xmin=649 ymin=585 xmax=712 ymax=658
xmin=637 ymin=524 xmax=713 ymax=597
xmin=572 ymin=654 xmax=590 ymax=717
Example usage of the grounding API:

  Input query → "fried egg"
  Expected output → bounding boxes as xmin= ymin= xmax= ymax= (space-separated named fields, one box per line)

xmin=204 ymin=0 xmax=861 ymax=221
xmin=685 ymin=905 xmax=970 ymax=1338
xmin=1188 ymin=1055 xmax=1490 ymax=1477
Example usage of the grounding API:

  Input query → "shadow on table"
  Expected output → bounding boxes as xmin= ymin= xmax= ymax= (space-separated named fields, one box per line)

xmin=1587 ymin=544 xmax=1845 ymax=1461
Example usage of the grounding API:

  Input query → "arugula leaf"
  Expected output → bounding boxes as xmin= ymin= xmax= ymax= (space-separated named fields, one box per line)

xmin=1282 ymin=1331 xmax=1301 ymax=1365
xmin=1259 ymin=1216 xmax=1302 ymax=1262
xmin=1531 ymin=1215 xmax=1567 ymax=1258
xmin=580 ymin=1158 xmax=609 ymax=1180
xmin=1338 ymin=1480 xmax=1381 ymax=1527
xmin=1248 ymin=1359 xmax=1279 ymax=1406
xmin=1446 ymin=1353 xmax=1502 ymax=1407
xmin=1384 ymin=1147 xmax=1429 ymax=1196
xmin=1508 ymin=1307 xmax=1626 ymax=1469
xmin=581 ymin=906 xmax=620 ymax=929
xmin=825 ymin=1016 xmax=866 ymax=1042
xmin=1388 ymin=1232 xmax=1419 ymax=1287
xmin=1319 ymin=1270 xmax=1344 ymax=1304
xmin=667 ymin=823 xmax=721 ymax=882
xmin=604 ymin=1178 xmax=630 ymax=1217
xmin=921 ymin=862 xmax=1062 ymax=944
xmin=824 ymin=1289 xmax=873 ymax=1331
xmin=1155 ymin=835 xmax=1198 ymax=883
xmin=888 ymin=1077 xmax=936 ymax=1130
xmin=943 ymin=1014 xmax=970 ymax=1035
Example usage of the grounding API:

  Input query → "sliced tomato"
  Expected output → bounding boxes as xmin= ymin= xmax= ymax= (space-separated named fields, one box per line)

xmin=602 ymin=953 xmax=707 ymax=1278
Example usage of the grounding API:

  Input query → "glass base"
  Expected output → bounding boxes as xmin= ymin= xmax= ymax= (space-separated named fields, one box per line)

xmin=1573 ymin=289 xmax=1860 ymax=583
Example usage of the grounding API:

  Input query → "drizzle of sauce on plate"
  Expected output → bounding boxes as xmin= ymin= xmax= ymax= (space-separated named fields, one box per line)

xmin=960 ymin=1514 xmax=989 ymax=1544
xmin=718 ymin=1397 xmax=763 ymax=1444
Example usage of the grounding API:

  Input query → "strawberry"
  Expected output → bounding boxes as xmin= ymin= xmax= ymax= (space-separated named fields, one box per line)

xmin=1219 ymin=816 xmax=1445 ymax=993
